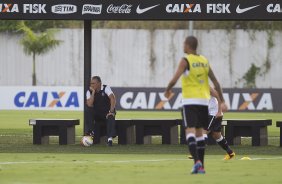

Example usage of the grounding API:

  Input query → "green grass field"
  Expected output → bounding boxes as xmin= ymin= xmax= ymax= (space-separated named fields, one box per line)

xmin=0 ymin=110 xmax=282 ymax=184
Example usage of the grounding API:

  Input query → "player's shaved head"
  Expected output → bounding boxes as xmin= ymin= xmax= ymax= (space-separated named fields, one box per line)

xmin=185 ymin=36 xmax=198 ymax=51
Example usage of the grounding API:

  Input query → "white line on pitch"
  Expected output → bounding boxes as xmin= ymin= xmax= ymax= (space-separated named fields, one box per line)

xmin=0 ymin=159 xmax=188 ymax=165
xmin=249 ymin=157 xmax=282 ymax=160
xmin=94 ymin=158 xmax=188 ymax=163
xmin=0 ymin=161 xmax=87 ymax=165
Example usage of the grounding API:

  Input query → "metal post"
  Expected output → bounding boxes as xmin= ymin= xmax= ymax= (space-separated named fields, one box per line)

xmin=84 ymin=20 xmax=92 ymax=134
xmin=189 ymin=21 xmax=194 ymax=36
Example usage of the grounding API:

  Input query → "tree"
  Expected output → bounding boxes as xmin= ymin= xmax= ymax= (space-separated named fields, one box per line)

xmin=18 ymin=21 xmax=61 ymax=86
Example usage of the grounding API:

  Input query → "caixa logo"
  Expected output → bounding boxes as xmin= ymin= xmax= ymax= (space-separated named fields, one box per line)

xmin=119 ymin=92 xmax=182 ymax=110
xmin=14 ymin=91 xmax=79 ymax=108
xmin=224 ymin=93 xmax=273 ymax=111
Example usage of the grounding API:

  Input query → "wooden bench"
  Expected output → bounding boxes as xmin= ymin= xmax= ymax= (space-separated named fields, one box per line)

xmin=29 ymin=119 xmax=79 ymax=145
xmin=93 ymin=119 xmax=134 ymax=145
xmin=276 ymin=121 xmax=282 ymax=147
xmin=225 ymin=119 xmax=272 ymax=146
xmin=93 ymin=119 xmax=182 ymax=145
xmin=131 ymin=119 xmax=181 ymax=144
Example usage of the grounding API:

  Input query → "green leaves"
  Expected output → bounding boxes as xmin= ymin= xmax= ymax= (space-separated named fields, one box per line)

xmin=18 ymin=21 xmax=61 ymax=56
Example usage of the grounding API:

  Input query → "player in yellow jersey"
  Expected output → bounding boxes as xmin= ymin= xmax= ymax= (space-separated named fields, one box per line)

xmin=164 ymin=36 xmax=227 ymax=174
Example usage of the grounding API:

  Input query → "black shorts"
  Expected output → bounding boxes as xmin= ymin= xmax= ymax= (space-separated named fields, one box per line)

xmin=182 ymin=105 xmax=209 ymax=128
xmin=205 ymin=115 xmax=222 ymax=132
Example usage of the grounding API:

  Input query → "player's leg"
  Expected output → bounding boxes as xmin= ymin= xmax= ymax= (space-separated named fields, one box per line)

xmin=210 ymin=117 xmax=235 ymax=160
xmin=106 ymin=114 xmax=116 ymax=146
xmin=211 ymin=131 xmax=235 ymax=160
xmin=194 ymin=105 xmax=209 ymax=174
xmin=202 ymin=129 xmax=209 ymax=144
xmin=186 ymin=128 xmax=205 ymax=174
xmin=196 ymin=127 xmax=206 ymax=170
xmin=85 ymin=107 xmax=95 ymax=136
xmin=185 ymin=127 xmax=199 ymax=163
xmin=182 ymin=106 xmax=202 ymax=174
xmin=204 ymin=115 xmax=216 ymax=144
xmin=188 ymin=121 xmax=210 ymax=160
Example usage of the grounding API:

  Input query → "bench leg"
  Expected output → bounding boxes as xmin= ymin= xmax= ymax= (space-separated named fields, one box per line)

xmin=59 ymin=126 xmax=68 ymax=145
xmin=67 ymin=126 xmax=75 ymax=144
xmin=117 ymin=124 xmax=127 ymax=145
xmin=126 ymin=126 xmax=136 ymax=144
xmin=180 ymin=126 xmax=186 ymax=144
xmin=253 ymin=127 xmax=268 ymax=146
xmin=225 ymin=126 xmax=234 ymax=145
xmin=170 ymin=125 xmax=179 ymax=144
xmin=252 ymin=126 xmax=266 ymax=146
xmin=233 ymin=136 xmax=241 ymax=145
xmin=100 ymin=136 xmax=107 ymax=144
xmin=33 ymin=126 xmax=42 ymax=144
xmin=144 ymin=136 xmax=152 ymax=144
xmin=162 ymin=125 xmax=170 ymax=144
xmin=41 ymin=136 xmax=49 ymax=144
xmin=136 ymin=125 xmax=144 ymax=144
xmin=280 ymin=128 xmax=282 ymax=147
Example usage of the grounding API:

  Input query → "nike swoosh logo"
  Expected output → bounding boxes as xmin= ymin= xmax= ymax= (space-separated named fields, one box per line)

xmin=136 ymin=4 xmax=160 ymax=14
xmin=236 ymin=4 xmax=260 ymax=14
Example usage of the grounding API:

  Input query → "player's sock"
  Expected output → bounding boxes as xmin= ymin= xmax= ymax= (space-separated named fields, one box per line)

xmin=216 ymin=135 xmax=233 ymax=155
xmin=186 ymin=133 xmax=199 ymax=163
xmin=203 ymin=134 xmax=208 ymax=145
xmin=107 ymin=137 xmax=113 ymax=146
xmin=196 ymin=136 xmax=206 ymax=166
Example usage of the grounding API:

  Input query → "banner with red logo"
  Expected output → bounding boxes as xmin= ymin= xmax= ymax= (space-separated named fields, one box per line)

xmin=112 ymin=88 xmax=281 ymax=112
xmin=0 ymin=0 xmax=281 ymax=20
xmin=0 ymin=87 xmax=83 ymax=111
xmin=0 ymin=87 xmax=281 ymax=112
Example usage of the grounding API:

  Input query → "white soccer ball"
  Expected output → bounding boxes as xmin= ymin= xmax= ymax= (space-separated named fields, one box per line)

xmin=81 ymin=136 xmax=93 ymax=147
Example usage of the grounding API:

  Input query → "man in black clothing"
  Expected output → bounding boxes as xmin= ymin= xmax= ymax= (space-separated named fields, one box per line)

xmin=85 ymin=76 xmax=116 ymax=146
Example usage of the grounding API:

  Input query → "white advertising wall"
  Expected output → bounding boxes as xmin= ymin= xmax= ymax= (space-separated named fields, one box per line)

xmin=0 ymin=29 xmax=282 ymax=88
xmin=0 ymin=87 xmax=83 ymax=111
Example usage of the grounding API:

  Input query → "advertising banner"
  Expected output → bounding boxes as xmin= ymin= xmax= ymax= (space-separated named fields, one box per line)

xmin=113 ymin=87 xmax=282 ymax=112
xmin=0 ymin=0 xmax=281 ymax=20
xmin=0 ymin=87 xmax=281 ymax=112
xmin=0 ymin=87 xmax=83 ymax=111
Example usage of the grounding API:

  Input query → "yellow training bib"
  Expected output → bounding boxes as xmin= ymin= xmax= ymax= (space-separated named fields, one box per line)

xmin=181 ymin=54 xmax=210 ymax=105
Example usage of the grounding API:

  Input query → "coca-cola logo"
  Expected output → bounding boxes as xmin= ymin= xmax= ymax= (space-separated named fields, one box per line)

xmin=107 ymin=4 xmax=132 ymax=14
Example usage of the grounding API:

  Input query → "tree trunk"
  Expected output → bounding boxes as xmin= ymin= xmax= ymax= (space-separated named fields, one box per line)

xmin=32 ymin=52 xmax=36 ymax=86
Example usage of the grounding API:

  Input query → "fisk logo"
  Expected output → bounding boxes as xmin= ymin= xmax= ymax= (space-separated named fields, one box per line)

xmin=0 ymin=4 xmax=19 ymax=12
xmin=166 ymin=4 xmax=201 ymax=13
xmin=224 ymin=93 xmax=273 ymax=111
xmin=51 ymin=4 xmax=77 ymax=14
xmin=23 ymin=4 xmax=46 ymax=14
xmin=14 ymin=91 xmax=79 ymax=108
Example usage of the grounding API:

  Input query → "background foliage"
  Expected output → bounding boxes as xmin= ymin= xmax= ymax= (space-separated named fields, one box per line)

xmin=0 ymin=20 xmax=282 ymax=32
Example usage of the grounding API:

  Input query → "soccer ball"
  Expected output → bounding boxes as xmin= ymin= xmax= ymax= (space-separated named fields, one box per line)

xmin=81 ymin=136 xmax=93 ymax=147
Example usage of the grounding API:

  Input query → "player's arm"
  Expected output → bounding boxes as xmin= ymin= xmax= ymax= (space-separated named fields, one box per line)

xmin=164 ymin=58 xmax=187 ymax=98
xmin=108 ymin=94 xmax=116 ymax=113
xmin=105 ymin=86 xmax=116 ymax=118
xmin=210 ymin=86 xmax=223 ymax=117
xmin=106 ymin=94 xmax=116 ymax=118
xmin=86 ymin=90 xmax=95 ymax=107
xmin=208 ymin=66 xmax=228 ymax=112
